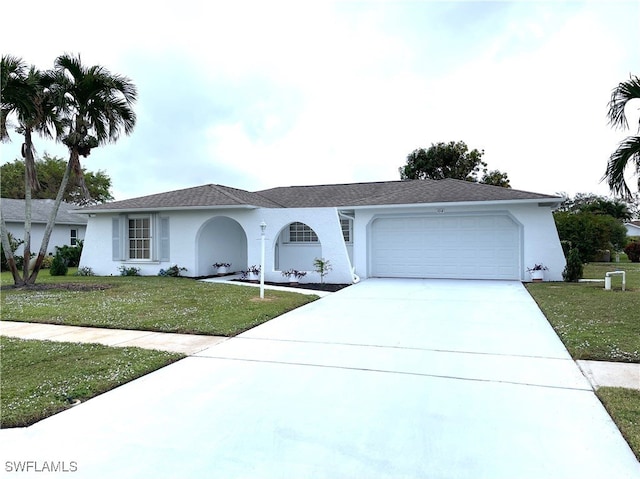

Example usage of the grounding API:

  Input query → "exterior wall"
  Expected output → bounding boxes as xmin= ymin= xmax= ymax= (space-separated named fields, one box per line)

xmin=257 ymin=208 xmax=354 ymax=284
xmin=80 ymin=207 xmax=355 ymax=283
xmin=5 ymin=221 xmax=86 ymax=256
xmin=80 ymin=201 xmax=565 ymax=283
xmin=351 ymin=203 xmax=566 ymax=281
xmin=625 ymin=224 xmax=640 ymax=237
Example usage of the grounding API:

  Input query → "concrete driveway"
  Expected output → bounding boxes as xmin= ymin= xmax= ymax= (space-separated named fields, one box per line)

xmin=2 ymin=279 xmax=639 ymax=478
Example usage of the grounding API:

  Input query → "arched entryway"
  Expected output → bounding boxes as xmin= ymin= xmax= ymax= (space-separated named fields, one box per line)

xmin=196 ymin=216 xmax=248 ymax=276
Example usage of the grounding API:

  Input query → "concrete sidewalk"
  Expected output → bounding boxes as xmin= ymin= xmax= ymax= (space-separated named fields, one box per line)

xmin=1 ymin=320 xmax=638 ymax=389
xmin=0 ymin=321 xmax=227 ymax=355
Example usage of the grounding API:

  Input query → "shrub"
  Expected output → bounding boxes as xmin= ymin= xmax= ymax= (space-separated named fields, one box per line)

xmin=158 ymin=265 xmax=187 ymax=277
xmin=40 ymin=255 xmax=54 ymax=269
xmin=49 ymin=253 xmax=68 ymax=276
xmin=0 ymin=233 xmax=24 ymax=271
xmin=76 ymin=266 xmax=95 ymax=276
xmin=562 ymin=248 xmax=584 ymax=282
xmin=554 ymin=211 xmax=627 ymax=262
xmin=118 ymin=265 xmax=141 ymax=276
xmin=624 ymin=241 xmax=640 ymax=262
xmin=313 ymin=257 xmax=332 ymax=284
xmin=55 ymin=242 xmax=83 ymax=267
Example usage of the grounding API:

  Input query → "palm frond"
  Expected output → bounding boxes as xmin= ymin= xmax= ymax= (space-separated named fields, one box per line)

xmin=603 ymin=135 xmax=640 ymax=198
xmin=607 ymin=75 xmax=640 ymax=131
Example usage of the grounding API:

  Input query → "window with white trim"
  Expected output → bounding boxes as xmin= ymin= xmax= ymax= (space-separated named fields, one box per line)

xmin=113 ymin=214 xmax=170 ymax=262
xmin=70 ymin=229 xmax=78 ymax=246
xmin=128 ymin=216 xmax=151 ymax=259
xmin=288 ymin=222 xmax=318 ymax=243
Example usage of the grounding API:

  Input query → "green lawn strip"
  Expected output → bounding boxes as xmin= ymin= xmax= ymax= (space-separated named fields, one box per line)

xmin=596 ymin=387 xmax=640 ymax=461
xmin=1 ymin=337 xmax=183 ymax=428
xmin=526 ymin=262 xmax=640 ymax=362
xmin=1 ymin=274 xmax=319 ymax=336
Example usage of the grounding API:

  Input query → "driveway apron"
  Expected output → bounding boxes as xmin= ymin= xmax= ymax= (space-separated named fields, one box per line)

xmin=2 ymin=279 xmax=639 ymax=478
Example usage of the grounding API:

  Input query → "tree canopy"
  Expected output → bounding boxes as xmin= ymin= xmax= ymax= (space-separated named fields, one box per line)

xmin=399 ymin=140 xmax=511 ymax=187
xmin=556 ymin=192 xmax=637 ymax=221
xmin=1 ymin=154 xmax=113 ymax=205
xmin=0 ymin=53 xmax=136 ymax=286
xmin=605 ymin=74 xmax=640 ymax=198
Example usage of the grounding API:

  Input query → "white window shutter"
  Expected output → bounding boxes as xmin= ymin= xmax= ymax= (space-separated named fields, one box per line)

xmin=112 ymin=217 xmax=121 ymax=260
xmin=159 ymin=217 xmax=170 ymax=261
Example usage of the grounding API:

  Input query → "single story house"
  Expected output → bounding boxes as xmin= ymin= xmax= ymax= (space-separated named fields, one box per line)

xmin=77 ymin=179 xmax=566 ymax=282
xmin=624 ymin=220 xmax=640 ymax=238
xmin=1 ymin=198 xmax=87 ymax=255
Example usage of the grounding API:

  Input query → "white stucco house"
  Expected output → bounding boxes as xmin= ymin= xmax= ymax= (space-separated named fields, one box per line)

xmin=624 ymin=220 xmax=640 ymax=238
xmin=1 ymin=198 xmax=87 ymax=255
xmin=77 ymin=179 xmax=566 ymax=282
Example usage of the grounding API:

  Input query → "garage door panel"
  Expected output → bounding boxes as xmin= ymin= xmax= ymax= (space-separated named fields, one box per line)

xmin=371 ymin=215 xmax=521 ymax=280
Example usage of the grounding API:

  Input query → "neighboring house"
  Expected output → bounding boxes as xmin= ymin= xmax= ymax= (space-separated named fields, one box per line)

xmin=77 ymin=179 xmax=566 ymax=282
xmin=1 ymin=198 xmax=87 ymax=255
xmin=624 ymin=220 xmax=640 ymax=238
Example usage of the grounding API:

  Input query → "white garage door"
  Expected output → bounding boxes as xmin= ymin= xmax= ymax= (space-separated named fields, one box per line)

xmin=371 ymin=215 xmax=521 ymax=280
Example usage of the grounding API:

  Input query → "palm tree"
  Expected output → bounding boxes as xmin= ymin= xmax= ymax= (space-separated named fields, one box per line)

xmin=26 ymin=53 xmax=137 ymax=282
xmin=605 ymin=75 xmax=640 ymax=199
xmin=1 ymin=55 xmax=63 ymax=284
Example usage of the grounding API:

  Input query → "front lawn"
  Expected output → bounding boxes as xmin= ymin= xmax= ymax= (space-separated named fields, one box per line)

xmin=0 ymin=271 xmax=319 ymax=428
xmin=527 ymin=262 xmax=640 ymax=461
xmin=597 ymin=387 xmax=640 ymax=461
xmin=0 ymin=272 xmax=319 ymax=336
xmin=1 ymin=337 xmax=183 ymax=428
xmin=526 ymin=262 xmax=640 ymax=362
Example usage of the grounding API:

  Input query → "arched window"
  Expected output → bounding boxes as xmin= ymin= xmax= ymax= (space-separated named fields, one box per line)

xmin=287 ymin=222 xmax=318 ymax=243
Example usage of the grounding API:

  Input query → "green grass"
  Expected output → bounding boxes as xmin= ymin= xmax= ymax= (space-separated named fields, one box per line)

xmin=596 ymin=387 xmax=640 ymax=461
xmin=526 ymin=262 xmax=640 ymax=362
xmin=1 ymin=270 xmax=319 ymax=336
xmin=0 ymin=270 xmax=318 ymax=428
xmin=1 ymin=337 xmax=183 ymax=428
xmin=527 ymin=262 xmax=640 ymax=461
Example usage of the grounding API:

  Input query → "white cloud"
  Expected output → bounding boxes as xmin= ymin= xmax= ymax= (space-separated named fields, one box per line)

xmin=2 ymin=0 xmax=638 ymax=200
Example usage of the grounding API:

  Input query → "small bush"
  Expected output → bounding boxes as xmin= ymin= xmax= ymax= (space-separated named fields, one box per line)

xmin=562 ymin=248 xmax=584 ymax=282
xmin=118 ymin=265 xmax=141 ymax=276
xmin=49 ymin=253 xmax=68 ymax=276
xmin=76 ymin=266 xmax=95 ymax=276
xmin=0 ymin=233 xmax=24 ymax=271
xmin=313 ymin=257 xmax=332 ymax=284
xmin=624 ymin=241 xmax=640 ymax=262
xmin=40 ymin=255 xmax=54 ymax=269
xmin=158 ymin=265 xmax=187 ymax=277
xmin=55 ymin=242 xmax=83 ymax=267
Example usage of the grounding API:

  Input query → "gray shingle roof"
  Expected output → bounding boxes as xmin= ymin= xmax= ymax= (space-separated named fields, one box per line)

xmin=1 ymin=199 xmax=88 ymax=225
xmin=79 ymin=179 xmax=560 ymax=212
xmin=258 ymin=179 xmax=559 ymax=207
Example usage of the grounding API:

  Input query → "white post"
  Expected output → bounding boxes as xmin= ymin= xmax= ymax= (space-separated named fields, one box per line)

xmin=260 ymin=221 xmax=266 ymax=299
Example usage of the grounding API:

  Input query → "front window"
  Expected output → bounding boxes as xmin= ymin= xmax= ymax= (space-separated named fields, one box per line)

xmin=128 ymin=216 xmax=151 ymax=259
xmin=288 ymin=222 xmax=318 ymax=243
xmin=70 ymin=229 xmax=78 ymax=246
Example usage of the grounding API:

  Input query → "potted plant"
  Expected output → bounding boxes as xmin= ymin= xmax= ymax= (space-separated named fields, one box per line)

xmin=527 ymin=263 xmax=548 ymax=282
xmin=246 ymin=265 xmax=261 ymax=282
xmin=281 ymin=269 xmax=307 ymax=285
xmin=213 ymin=262 xmax=231 ymax=275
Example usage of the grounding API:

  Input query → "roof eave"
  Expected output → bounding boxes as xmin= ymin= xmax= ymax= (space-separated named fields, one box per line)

xmin=346 ymin=197 xmax=563 ymax=210
xmin=75 ymin=204 xmax=259 ymax=214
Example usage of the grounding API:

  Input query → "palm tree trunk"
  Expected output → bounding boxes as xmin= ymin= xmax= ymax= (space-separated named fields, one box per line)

xmin=26 ymin=153 xmax=74 ymax=284
xmin=0 ymin=212 xmax=23 ymax=285
xmin=22 ymin=130 xmax=35 ymax=280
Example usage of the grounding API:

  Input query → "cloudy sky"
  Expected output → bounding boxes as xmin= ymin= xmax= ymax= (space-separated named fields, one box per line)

xmin=2 ymin=0 xmax=638 ymax=201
